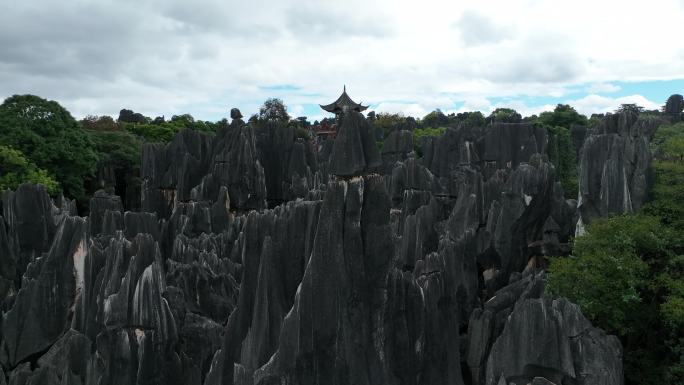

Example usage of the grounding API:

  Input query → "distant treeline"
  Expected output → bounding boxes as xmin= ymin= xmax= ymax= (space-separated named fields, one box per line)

xmin=0 ymin=94 xmax=678 ymax=212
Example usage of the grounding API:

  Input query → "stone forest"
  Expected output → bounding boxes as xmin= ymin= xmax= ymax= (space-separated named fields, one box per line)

xmin=1 ymin=90 xmax=684 ymax=385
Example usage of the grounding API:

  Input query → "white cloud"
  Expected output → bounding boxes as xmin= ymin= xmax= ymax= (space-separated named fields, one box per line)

xmin=586 ymin=83 xmax=621 ymax=94
xmin=456 ymin=10 xmax=511 ymax=46
xmin=374 ymin=102 xmax=427 ymax=118
xmin=566 ymin=94 xmax=661 ymax=116
xmin=288 ymin=104 xmax=305 ymax=118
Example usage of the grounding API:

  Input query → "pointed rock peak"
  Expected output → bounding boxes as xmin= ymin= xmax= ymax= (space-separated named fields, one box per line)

xmin=328 ymin=109 xmax=381 ymax=177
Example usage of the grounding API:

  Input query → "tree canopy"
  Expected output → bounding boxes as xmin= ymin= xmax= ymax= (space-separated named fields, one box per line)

xmin=548 ymin=121 xmax=684 ymax=384
xmin=538 ymin=104 xmax=588 ymax=128
xmin=421 ymin=109 xmax=449 ymax=128
xmin=0 ymin=145 xmax=59 ymax=195
xmin=487 ymin=107 xmax=522 ymax=123
xmin=0 ymin=94 xmax=98 ymax=201
xmin=258 ymin=98 xmax=290 ymax=123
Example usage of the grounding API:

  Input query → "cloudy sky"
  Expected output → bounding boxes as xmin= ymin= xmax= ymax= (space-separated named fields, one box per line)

xmin=2 ymin=0 xmax=683 ymax=122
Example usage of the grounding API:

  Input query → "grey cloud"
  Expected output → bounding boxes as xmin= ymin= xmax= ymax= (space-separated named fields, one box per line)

xmin=456 ymin=10 xmax=510 ymax=46
xmin=0 ymin=2 xmax=171 ymax=81
xmin=463 ymin=31 xmax=586 ymax=84
xmin=284 ymin=2 xmax=394 ymax=40
xmin=158 ymin=0 xmax=282 ymax=38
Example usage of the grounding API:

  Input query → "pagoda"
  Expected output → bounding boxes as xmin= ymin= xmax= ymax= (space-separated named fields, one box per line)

xmin=320 ymin=86 xmax=368 ymax=115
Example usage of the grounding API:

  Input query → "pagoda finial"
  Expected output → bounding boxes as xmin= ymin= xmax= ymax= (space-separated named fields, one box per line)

xmin=343 ymin=84 xmax=346 ymax=93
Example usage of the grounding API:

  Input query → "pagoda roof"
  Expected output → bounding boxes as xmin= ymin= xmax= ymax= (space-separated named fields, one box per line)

xmin=320 ymin=86 xmax=368 ymax=114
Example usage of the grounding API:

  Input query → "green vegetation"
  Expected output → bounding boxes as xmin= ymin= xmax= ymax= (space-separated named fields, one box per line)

xmin=487 ymin=107 xmax=522 ymax=123
xmin=82 ymin=116 xmax=142 ymax=169
xmin=412 ymin=127 xmax=446 ymax=156
xmin=548 ymin=121 xmax=684 ymax=384
xmin=421 ymin=109 xmax=449 ymax=128
xmin=257 ymin=98 xmax=290 ymax=123
xmin=546 ymin=125 xmax=579 ymax=197
xmin=537 ymin=104 xmax=588 ymax=128
xmin=0 ymin=145 xmax=59 ymax=194
xmin=537 ymin=104 xmax=587 ymax=198
xmin=0 ymin=95 xmax=98 ymax=202
xmin=0 ymin=95 xmax=229 ymax=208
xmin=122 ymin=114 xmax=222 ymax=143
xmin=372 ymin=112 xmax=411 ymax=139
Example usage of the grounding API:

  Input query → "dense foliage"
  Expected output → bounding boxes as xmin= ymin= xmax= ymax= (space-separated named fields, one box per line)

xmin=412 ymin=127 xmax=446 ymax=156
xmin=0 ymin=96 xmax=226 ymax=209
xmin=122 ymin=113 xmax=222 ymax=143
xmin=370 ymin=112 xmax=415 ymax=140
xmin=548 ymin=122 xmax=684 ymax=384
xmin=0 ymin=95 xmax=98 ymax=202
xmin=487 ymin=107 xmax=522 ymax=123
xmin=540 ymin=104 xmax=586 ymax=197
xmin=258 ymin=98 xmax=290 ymax=123
xmin=537 ymin=104 xmax=588 ymax=128
xmin=82 ymin=116 xmax=142 ymax=167
xmin=546 ymin=126 xmax=578 ymax=196
xmin=0 ymin=145 xmax=59 ymax=194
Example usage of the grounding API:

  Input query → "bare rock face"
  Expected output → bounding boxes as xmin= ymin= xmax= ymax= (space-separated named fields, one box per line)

xmin=254 ymin=121 xmax=317 ymax=206
xmin=577 ymin=111 xmax=659 ymax=228
xmin=0 ymin=108 xmax=639 ymax=385
xmin=328 ymin=110 xmax=382 ymax=176
xmin=1 ymin=214 xmax=87 ymax=367
xmin=141 ymin=120 xmax=266 ymax=219
xmin=254 ymin=175 xmax=395 ymax=385
xmin=466 ymin=273 xmax=622 ymax=385
xmin=485 ymin=297 xmax=622 ymax=385
xmin=380 ymin=129 xmax=414 ymax=173
xmin=1 ymin=184 xmax=74 ymax=279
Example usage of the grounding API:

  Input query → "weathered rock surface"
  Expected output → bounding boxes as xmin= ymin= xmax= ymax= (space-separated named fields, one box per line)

xmin=1 ymin=214 xmax=87 ymax=367
xmin=328 ymin=110 xmax=382 ymax=176
xmin=254 ymin=121 xmax=317 ymax=206
xmin=254 ymin=175 xmax=395 ymax=385
xmin=141 ymin=116 xmax=266 ymax=219
xmin=577 ymin=111 xmax=659 ymax=228
xmin=380 ymin=129 xmax=414 ymax=173
xmin=486 ymin=296 xmax=622 ymax=385
xmin=467 ymin=273 xmax=622 ymax=385
xmin=0 ymin=108 xmax=645 ymax=385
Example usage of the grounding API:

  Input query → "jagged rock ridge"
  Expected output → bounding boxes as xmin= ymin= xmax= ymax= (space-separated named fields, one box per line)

xmin=0 ymin=108 xmax=652 ymax=385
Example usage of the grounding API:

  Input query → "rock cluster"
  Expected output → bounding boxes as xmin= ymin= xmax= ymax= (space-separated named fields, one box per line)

xmin=576 ymin=111 xmax=660 ymax=229
xmin=0 ymin=107 xmax=648 ymax=385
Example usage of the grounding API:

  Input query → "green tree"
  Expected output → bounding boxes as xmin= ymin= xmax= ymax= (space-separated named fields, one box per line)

xmin=0 ymin=95 xmax=98 ymax=201
xmin=258 ymin=98 xmax=290 ymax=123
xmin=549 ymin=121 xmax=684 ymax=384
xmin=84 ymin=121 xmax=142 ymax=171
xmin=455 ymin=111 xmax=485 ymax=127
xmin=548 ymin=215 xmax=660 ymax=335
xmin=121 ymin=113 xmax=218 ymax=143
xmin=0 ymin=145 xmax=59 ymax=194
xmin=487 ymin=108 xmax=522 ymax=123
xmin=372 ymin=112 xmax=408 ymax=141
xmin=616 ymin=103 xmax=644 ymax=114
xmin=422 ymin=109 xmax=449 ymax=128
xmin=646 ymin=122 xmax=684 ymax=229
xmin=538 ymin=104 xmax=588 ymax=128
xmin=81 ymin=115 xmax=119 ymax=131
